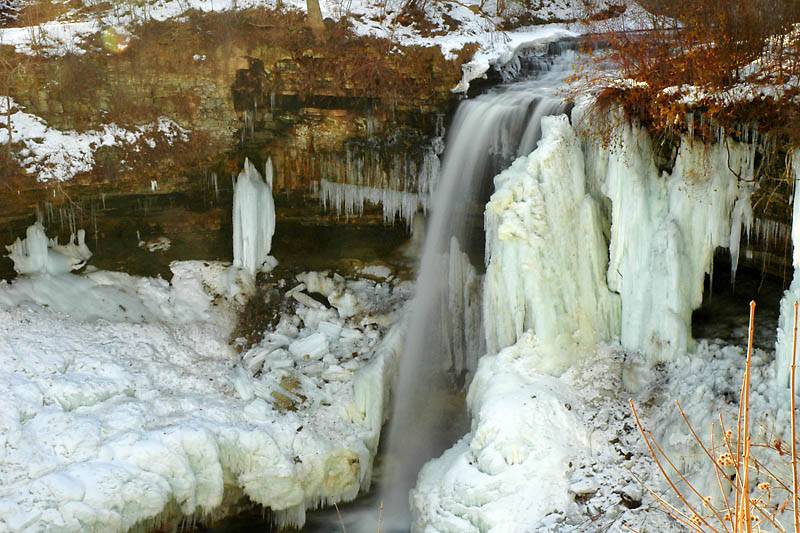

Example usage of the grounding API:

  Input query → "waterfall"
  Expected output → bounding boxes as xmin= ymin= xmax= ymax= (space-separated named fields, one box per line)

xmin=375 ymin=51 xmax=578 ymax=530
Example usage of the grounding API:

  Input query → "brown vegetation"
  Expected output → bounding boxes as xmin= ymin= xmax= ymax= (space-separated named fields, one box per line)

xmin=583 ymin=0 xmax=800 ymax=145
xmin=631 ymin=302 xmax=800 ymax=532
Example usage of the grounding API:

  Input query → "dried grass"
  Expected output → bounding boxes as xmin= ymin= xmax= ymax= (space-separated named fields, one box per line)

xmin=631 ymin=301 xmax=800 ymax=532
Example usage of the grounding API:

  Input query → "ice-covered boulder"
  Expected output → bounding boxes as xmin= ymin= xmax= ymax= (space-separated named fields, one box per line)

xmin=233 ymin=157 xmax=276 ymax=275
xmin=6 ymin=223 xmax=92 ymax=275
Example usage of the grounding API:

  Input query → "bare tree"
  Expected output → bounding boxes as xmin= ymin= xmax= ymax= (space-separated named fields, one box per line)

xmin=306 ymin=0 xmax=324 ymax=35
xmin=0 ymin=55 xmax=28 ymax=159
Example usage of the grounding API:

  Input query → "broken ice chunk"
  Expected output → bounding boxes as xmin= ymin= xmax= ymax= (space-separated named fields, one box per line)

xmin=288 ymin=333 xmax=328 ymax=360
xmin=292 ymin=291 xmax=326 ymax=310
xmin=330 ymin=291 xmax=358 ymax=318
xmin=318 ymin=320 xmax=343 ymax=340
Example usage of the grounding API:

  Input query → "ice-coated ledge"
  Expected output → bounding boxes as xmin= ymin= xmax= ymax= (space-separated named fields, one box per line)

xmin=0 ymin=261 xmax=409 ymax=531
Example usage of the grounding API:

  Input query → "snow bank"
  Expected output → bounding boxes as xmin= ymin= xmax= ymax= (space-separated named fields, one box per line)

xmin=412 ymin=332 xmax=590 ymax=532
xmin=6 ymin=223 xmax=92 ymax=275
xmin=232 ymin=158 xmax=276 ymax=275
xmin=0 ymin=98 xmax=188 ymax=182
xmin=0 ymin=261 xmax=410 ymax=530
xmin=0 ymin=21 xmax=99 ymax=56
xmin=483 ymin=115 xmax=619 ymax=370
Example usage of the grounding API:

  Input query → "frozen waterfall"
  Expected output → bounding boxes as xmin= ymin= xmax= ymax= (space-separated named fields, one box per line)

xmin=483 ymin=114 xmax=620 ymax=371
xmin=232 ymin=158 xmax=276 ymax=275
xmin=375 ymin=51 xmax=577 ymax=529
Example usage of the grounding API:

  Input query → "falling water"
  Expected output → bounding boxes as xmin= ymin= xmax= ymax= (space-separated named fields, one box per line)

xmin=376 ymin=50 xmax=579 ymax=530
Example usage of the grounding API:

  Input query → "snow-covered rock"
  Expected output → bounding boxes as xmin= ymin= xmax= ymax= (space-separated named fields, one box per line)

xmin=0 ymin=98 xmax=188 ymax=182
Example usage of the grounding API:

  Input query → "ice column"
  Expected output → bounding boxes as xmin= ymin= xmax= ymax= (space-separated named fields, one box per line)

xmin=232 ymin=158 xmax=276 ymax=275
xmin=483 ymin=115 xmax=620 ymax=371
xmin=775 ymin=150 xmax=800 ymax=389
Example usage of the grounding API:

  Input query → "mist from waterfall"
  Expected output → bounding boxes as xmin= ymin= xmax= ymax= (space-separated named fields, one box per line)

xmin=376 ymin=50 xmax=578 ymax=530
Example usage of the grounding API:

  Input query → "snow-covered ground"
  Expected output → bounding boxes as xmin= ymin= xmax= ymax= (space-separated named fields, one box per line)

xmin=413 ymin=329 xmax=796 ymax=532
xmin=0 ymin=97 xmax=189 ymax=182
xmin=0 ymin=242 xmax=411 ymax=530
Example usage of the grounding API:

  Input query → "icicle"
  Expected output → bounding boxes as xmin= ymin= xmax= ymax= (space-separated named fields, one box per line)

xmin=729 ymin=183 xmax=754 ymax=282
xmin=319 ymin=180 xmax=420 ymax=229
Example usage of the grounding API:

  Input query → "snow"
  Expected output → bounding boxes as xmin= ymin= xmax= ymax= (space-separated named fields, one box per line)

xmin=138 ymin=236 xmax=171 ymax=252
xmin=0 ymin=98 xmax=189 ymax=182
xmin=232 ymin=158 xmax=276 ymax=275
xmin=0 ymin=248 xmax=411 ymax=530
xmin=414 ymin=323 xmax=795 ymax=531
xmin=483 ymin=115 xmax=619 ymax=370
xmin=0 ymin=21 xmax=99 ymax=56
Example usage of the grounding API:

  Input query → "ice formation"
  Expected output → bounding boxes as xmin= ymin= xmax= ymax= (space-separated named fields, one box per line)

xmin=414 ymin=104 xmax=777 ymax=530
xmin=0 ymin=261 xmax=411 ymax=531
xmin=775 ymin=149 xmax=800 ymax=389
xmin=483 ymin=115 xmax=619 ymax=370
xmin=318 ymin=137 xmax=443 ymax=229
xmin=320 ymin=180 xmax=422 ymax=229
xmin=412 ymin=333 xmax=591 ymax=531
xmin=581 ymin=105 xmax=757 ymax=359
xmin=5 ymin=223 xmax=92 ymax=275
xmin=232 ymin=158 xmax=276 ymax=275
xmin=444 ymin=237 xmax=484 ymax=376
